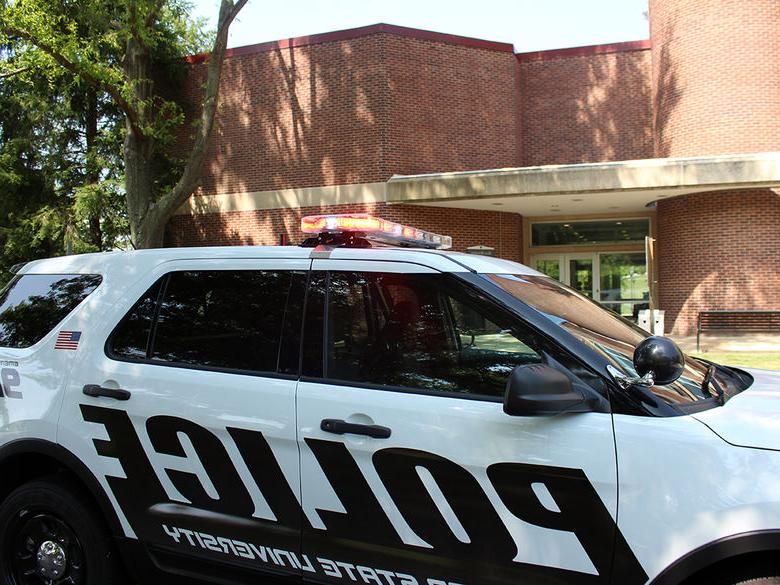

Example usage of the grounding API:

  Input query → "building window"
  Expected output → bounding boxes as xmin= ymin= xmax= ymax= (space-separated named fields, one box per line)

xmin=531 ymin=219 xmax=650 ymax=247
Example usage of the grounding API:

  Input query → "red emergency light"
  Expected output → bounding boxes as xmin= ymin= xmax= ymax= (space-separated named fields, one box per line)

xmin=300 ymin=214 xmax=452 ymax=249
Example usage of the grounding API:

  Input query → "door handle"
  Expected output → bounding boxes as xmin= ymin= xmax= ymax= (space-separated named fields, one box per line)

xmin=82 ymin=384 xmax=132 ymax=401
xmin=320 ymin=419 xmax=391 ymax=439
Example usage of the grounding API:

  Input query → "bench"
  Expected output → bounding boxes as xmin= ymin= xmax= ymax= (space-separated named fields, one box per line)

xmin=697 ymin=310 xmax=780 ymax=351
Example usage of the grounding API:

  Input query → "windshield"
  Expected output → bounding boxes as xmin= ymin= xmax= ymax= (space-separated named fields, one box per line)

xmin=487 ymin=273 xmax=726 ymax=406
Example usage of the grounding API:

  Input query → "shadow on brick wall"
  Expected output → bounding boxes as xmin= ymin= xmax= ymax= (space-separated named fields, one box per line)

xmin=652 ymin=43 xmax=681 ymax=158
xmin=168 ymin=36 xmax=391 ymax=245
xmin=165 ymin=197 xmax=254 ymax=246
xmin=201 ymin=36 xmax=388 ymax=198
xmin=576 ymin=52 xmax=654 ymax=163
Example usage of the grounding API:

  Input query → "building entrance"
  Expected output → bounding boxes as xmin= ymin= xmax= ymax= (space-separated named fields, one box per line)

xmin=532 ymin=251 xmax=650 ymax=321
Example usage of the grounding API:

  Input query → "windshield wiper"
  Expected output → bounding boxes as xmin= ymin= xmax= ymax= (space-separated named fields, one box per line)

xmin=702 ymin=364 xmax=725 ymax=405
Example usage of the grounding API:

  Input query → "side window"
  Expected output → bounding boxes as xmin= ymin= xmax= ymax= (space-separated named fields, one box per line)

xmin=109 ymin=270 xmax=303 ymax=375
xmin=0 ymin=274 xmax=102 ymax=348
xmin=109 ymin=279 xmax=163 ymax=360
xmin=326 ymin=271 xmax=546 ymax=397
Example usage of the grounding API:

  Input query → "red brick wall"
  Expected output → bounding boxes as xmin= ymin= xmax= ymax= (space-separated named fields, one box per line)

xmin=650 ymin=0 xmax=780 ymax=157
xmin=180 ymin=35 xmax=389 ymax=195
xmin=383 ymin=35 xmax=519 ymax=175
xmin=657 ymin=189 xmax=780 ymax=335
xmin=167 ymin=204 xmax=524 ymax=263
xmin=181 ymin=31 xmax=519 ymax=197
xmin=518 ymin=49 xmax=653 ymax=166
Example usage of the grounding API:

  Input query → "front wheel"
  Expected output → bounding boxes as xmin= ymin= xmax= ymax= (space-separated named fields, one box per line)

xmin=0 ymin=477 xmax=127 ymax=585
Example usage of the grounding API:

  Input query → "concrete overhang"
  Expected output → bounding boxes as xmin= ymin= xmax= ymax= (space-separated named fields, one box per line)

xmin=386 ymin=152 xmax=780 ymax=215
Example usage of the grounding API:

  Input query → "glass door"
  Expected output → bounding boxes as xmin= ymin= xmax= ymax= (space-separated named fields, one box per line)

xmin=533 ymin=256 xmax=562 ymax=281
xmin=598 ymin=252 xmax=649 ymax=321
xmin=532 ymin=253 xmax=597 ymax=299
xmin=566 ymin=254 xmax=595 ymax=299
xmin=533 ymin=252 xmax=651 ymax=320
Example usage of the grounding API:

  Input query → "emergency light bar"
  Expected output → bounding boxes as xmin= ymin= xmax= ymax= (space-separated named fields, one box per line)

xmin=300 ymin=214 xmax=452 ymax=249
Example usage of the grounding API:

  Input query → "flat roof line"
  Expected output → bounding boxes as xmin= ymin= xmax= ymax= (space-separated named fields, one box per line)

xmin=185 ymin=24 xmax=651 ymax=64
xmin=516 ymin=39 xmax=651 ymax=62
xmin=186 ymin=23 xmax=515 ymax=63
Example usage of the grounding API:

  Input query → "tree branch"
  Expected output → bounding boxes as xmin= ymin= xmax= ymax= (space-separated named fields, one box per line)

xmin=154 ymin=0 xmax=248 ymax=218
xmin=0 ymin=66 xmax=31 ymax=79
xmin=144 ymin=0 xmax=166 ymax=28
xmin=2 ymin=25 xmax=145 ymax=137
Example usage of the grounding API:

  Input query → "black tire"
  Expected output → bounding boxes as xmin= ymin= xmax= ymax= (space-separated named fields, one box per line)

xmin=0 ymin=476 xmax=128 ymax=585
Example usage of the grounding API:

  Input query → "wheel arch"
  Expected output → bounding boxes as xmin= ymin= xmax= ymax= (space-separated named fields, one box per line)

xmin=0 ymin=438 xmax=124 ymax=537
xmin=648 ymin=530 xmax=780 ymax=585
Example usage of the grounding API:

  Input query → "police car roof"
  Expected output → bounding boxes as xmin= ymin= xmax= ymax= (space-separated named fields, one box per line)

xmin=18 ymin=246 xmax=542 ymax=277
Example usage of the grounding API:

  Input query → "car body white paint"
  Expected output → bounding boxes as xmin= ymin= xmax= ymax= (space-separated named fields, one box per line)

xmin=0 ymin=245 xmax=778 ymax=585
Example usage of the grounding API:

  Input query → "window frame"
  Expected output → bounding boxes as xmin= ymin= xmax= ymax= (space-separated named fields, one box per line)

xmin=302 ymin=267 xmax=611 ymax=408
xmin=104 ymin=268 xmax=306 ymax=380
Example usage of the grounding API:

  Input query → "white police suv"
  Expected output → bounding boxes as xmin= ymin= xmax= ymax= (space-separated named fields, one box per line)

xmin=0 ymin=214 xmax=777 ymax=585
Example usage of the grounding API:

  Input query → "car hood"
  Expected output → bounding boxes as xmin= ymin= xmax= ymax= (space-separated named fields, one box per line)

xmin=693 ymin=368 xmax=780 ymax=451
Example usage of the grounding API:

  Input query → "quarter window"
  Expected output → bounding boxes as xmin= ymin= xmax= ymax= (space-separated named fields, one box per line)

xmin=0 ymin=274 xmax=102 ymax=348
xmin=109 ymin=280 xmax=163 ymax=360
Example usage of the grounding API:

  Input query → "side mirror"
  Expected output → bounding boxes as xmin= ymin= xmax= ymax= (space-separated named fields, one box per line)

xmin=504 ymin=364 xmax=589 ymax=416
xmin=633 ymin=336 xmax=685 ymax=385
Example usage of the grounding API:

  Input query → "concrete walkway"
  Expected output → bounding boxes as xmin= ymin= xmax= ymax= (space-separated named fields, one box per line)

xmin=671 ymin=333 xmax=780 ymax=353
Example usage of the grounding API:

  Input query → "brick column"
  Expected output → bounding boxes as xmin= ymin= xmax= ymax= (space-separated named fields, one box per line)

xmin=651 ymin=0 xmax=780 ymax=157
xmin=657 ymin=189 xmax=780 ymax=335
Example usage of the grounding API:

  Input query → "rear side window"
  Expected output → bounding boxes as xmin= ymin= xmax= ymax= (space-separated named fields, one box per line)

xmin=110 ymin=280 xmax=163 ymax=360
xmin=109 ymin=270 xmax=303 ymax=375
xmin=0 ymin=274 xmax=102 ymax=348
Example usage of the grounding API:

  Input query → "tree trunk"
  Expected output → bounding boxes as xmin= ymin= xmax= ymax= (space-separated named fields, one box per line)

xmin=123 ymin=35 xmax=162 ymax=248
xmin=124 ymin=0 xmax=246 ymax=249
xmin=84 ymin=88 xmax=103 ymax=249
xmin=125 ymin=129 xmax=161 ymax=247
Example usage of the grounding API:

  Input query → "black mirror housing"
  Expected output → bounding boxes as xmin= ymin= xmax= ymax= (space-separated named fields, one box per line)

xmin=504 ymin=364 xmax=589 ymax=416
xmin=633 ymin=336 xmax=685 ymax=385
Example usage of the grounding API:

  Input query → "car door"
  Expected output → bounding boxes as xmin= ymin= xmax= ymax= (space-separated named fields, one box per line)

xmin=58 ymin=258 xmax=310 ymax=584
xmin=296 ymin=261 xmax=632 ymax=585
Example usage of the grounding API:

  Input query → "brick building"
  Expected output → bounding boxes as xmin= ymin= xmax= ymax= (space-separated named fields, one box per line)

xmin=168 ymin=0 xmax=780 ymax=335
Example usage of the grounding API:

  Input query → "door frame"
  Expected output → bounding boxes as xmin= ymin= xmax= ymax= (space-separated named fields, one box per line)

xmin=532 ymin=252 xmax=601 ymax=299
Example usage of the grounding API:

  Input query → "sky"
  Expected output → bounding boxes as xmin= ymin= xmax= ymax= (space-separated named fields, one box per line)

xmin=190 ymin=0 xmax=649 ymax=54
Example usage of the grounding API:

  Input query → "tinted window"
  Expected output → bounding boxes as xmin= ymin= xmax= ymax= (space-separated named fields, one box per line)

xmin=0 ymin=274 xmax=102 ymax=348
xmin=150 ymin=271 xmax=296 ymax=373
xmin=327 ymin=272 xmax=548 ymax=397
xmin=109 ymin=280 xmax=163 ymax=360
xmin=488 ymin=274 xmax=719 ymax=406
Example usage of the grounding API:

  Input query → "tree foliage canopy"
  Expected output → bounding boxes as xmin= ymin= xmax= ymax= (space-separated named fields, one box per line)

xmin=0 ymin=0 xmax=246 ymax=261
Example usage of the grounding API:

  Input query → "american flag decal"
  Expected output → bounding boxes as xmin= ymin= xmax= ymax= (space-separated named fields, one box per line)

xmin=55 ymin=331 xmax=81 ymax=350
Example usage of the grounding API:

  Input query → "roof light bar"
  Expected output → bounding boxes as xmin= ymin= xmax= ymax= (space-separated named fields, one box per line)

xmin=301 ymin=214 xmax=452 ymax=249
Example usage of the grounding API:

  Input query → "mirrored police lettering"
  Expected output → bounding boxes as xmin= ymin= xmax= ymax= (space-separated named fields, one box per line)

xmin=81 ymin=405 xmax=646 ymax=584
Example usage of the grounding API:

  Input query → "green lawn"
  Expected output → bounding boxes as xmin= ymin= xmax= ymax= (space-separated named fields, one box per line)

xmin=691 ymin=352 xmax=780 ymax=371
xmin=471 ymin=333 xmax=780 ymax=371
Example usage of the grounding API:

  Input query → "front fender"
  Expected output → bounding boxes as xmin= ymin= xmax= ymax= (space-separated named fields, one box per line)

xmin=649 ymin=530 xmax=780 ymax=585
